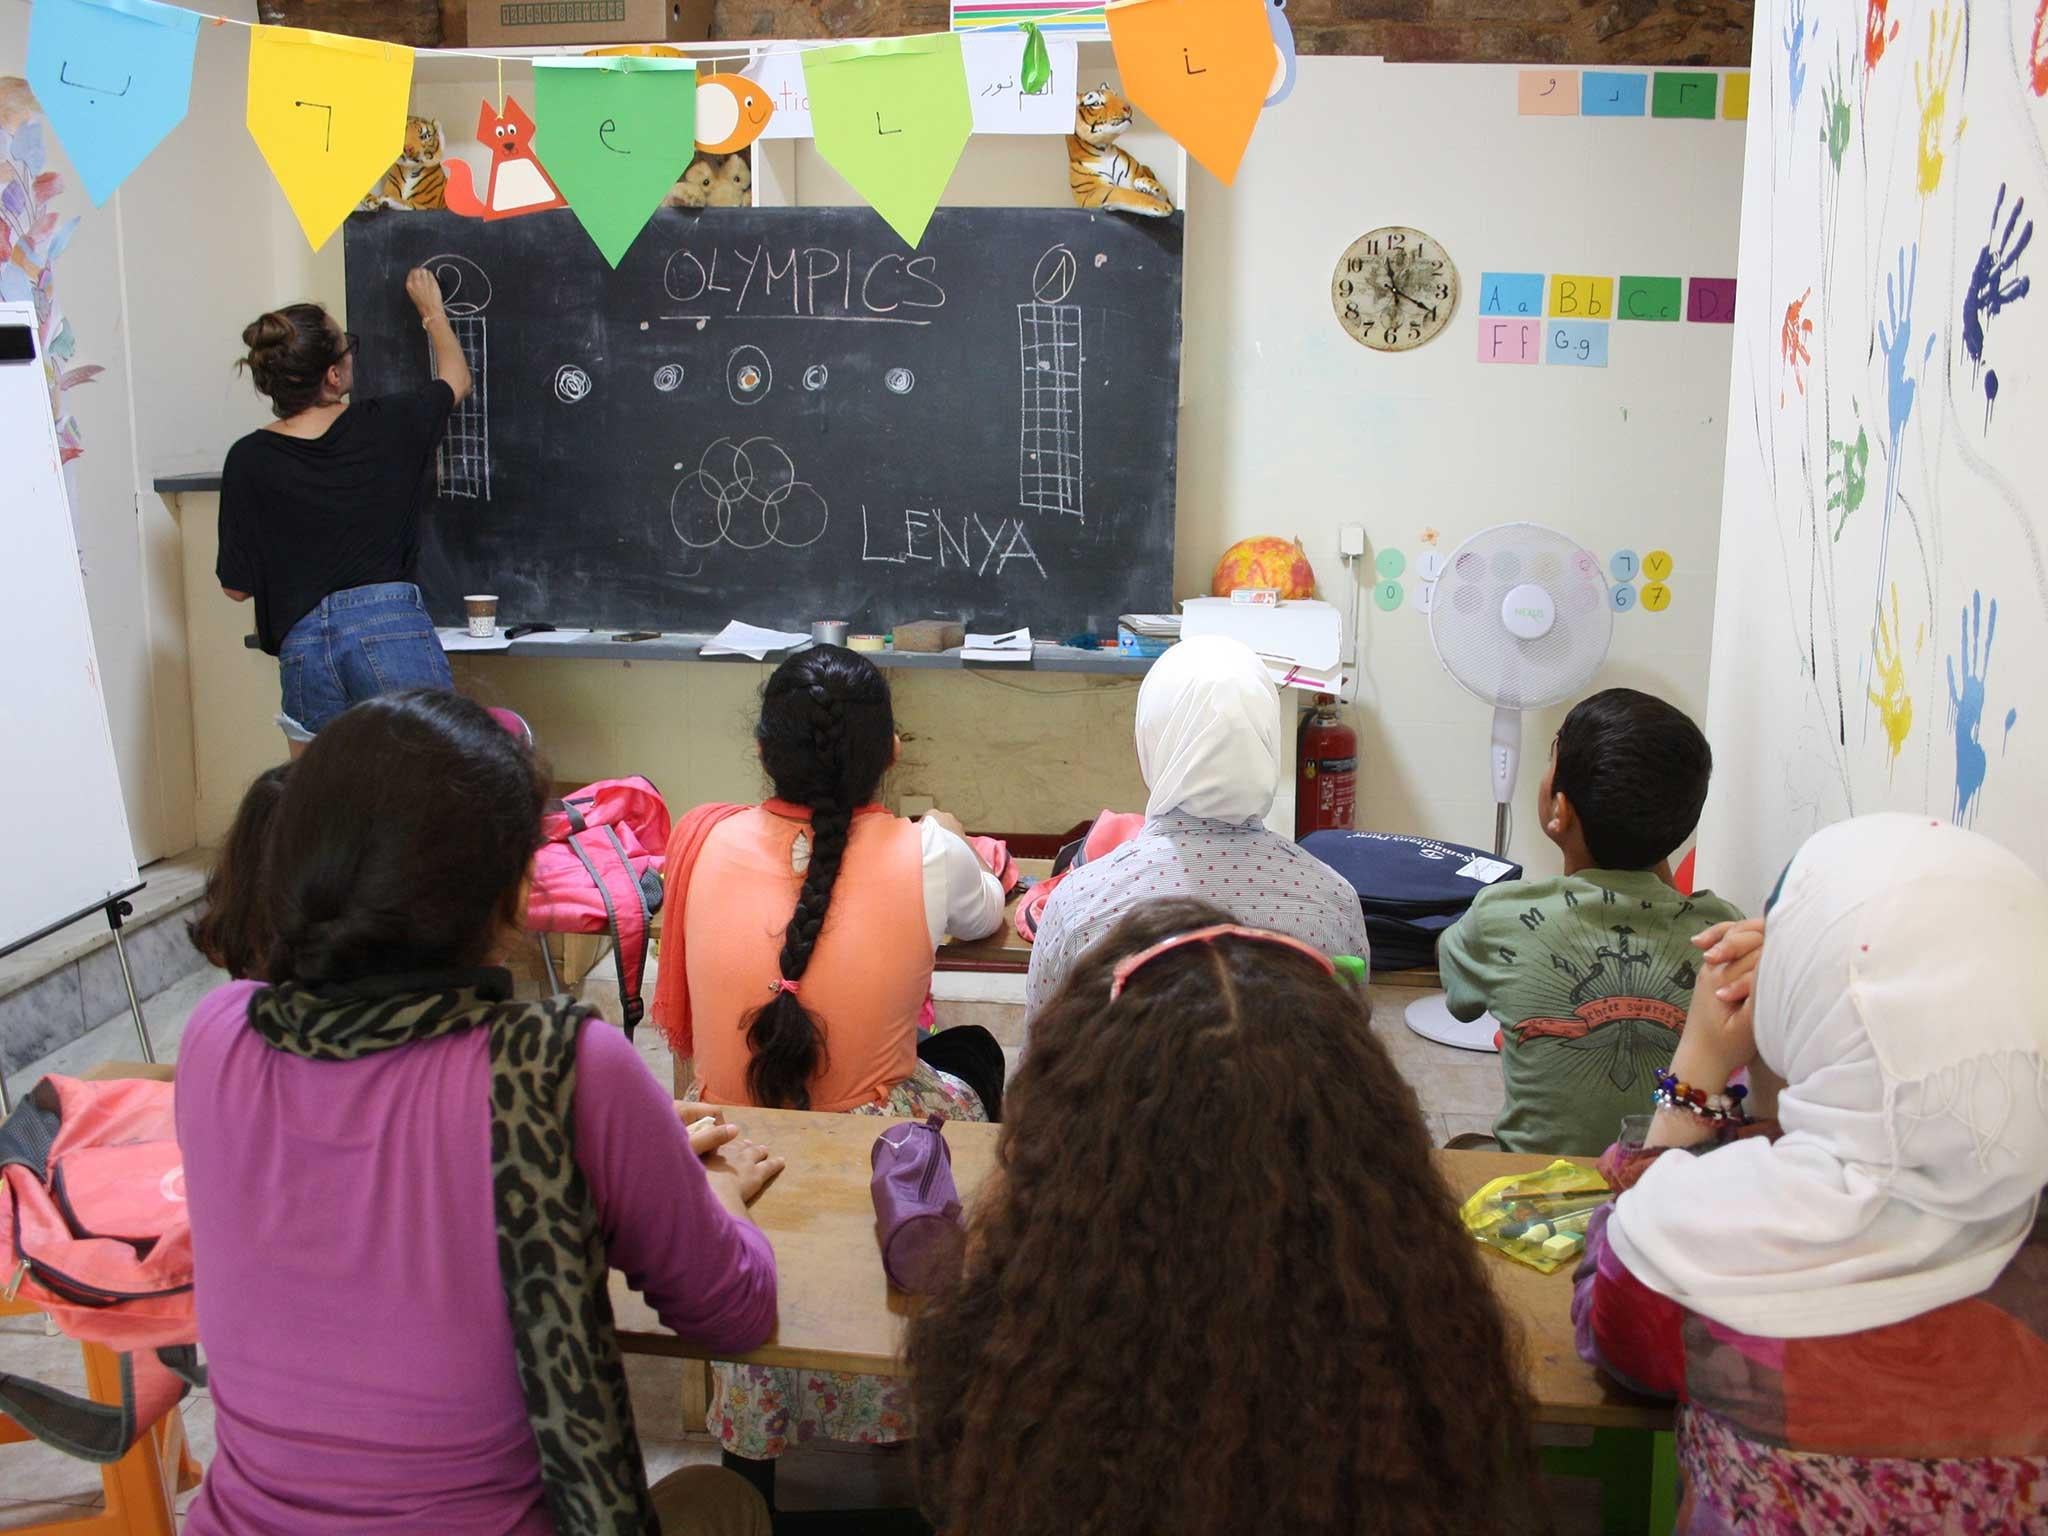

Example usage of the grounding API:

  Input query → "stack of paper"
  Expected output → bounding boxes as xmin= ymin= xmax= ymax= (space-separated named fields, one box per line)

xmin=961 ymin=627 xmax=1032 ymax=663
xmin=1118 ymin=614 xmax=1180 ymax=638
xmin=701 ymin=621 xmax=813 ymax=659
xmin=1180 ymin=598 xmax=1346 ymax=692
xmin=437 ymin=627 xmax=513 ymax=653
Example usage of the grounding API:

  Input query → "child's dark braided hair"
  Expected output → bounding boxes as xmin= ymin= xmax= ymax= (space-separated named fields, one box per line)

xmin=745 ymin=645 xmax=897 ymax=1109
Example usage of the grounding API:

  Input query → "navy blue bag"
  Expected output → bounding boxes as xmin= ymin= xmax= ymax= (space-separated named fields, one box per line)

xmin=1300 ymin=830 xmax=1523 ymax=971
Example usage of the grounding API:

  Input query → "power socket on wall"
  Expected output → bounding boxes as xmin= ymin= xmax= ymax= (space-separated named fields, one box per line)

xmin=1338 ymin=524 xmax=1367 ymax=558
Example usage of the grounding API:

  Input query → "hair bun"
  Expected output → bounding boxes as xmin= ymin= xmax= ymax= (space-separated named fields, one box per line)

xmin=242 ymin=311 xmax=294 ymax=357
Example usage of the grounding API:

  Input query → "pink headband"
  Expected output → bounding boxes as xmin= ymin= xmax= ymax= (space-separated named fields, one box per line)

xmin=1108 ymin=923 xmax=1337 ymax=1000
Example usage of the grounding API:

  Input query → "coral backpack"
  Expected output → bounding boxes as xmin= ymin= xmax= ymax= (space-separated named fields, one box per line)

xmin=529 ymin=777 xmax=670 ymax=1036
xmin=0 ymin=1075 xmax=204 ymax=1460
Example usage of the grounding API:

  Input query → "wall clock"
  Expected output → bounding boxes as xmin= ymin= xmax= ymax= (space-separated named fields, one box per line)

xmin=1332 ymin=227 xmax=1459 ymax=352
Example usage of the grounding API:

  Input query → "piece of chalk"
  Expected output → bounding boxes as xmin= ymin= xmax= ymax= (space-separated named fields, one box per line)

xmin=848 ymin=634 xmax=885 ymax=653
xmin=1522 ymin=1222 xmax=1552 ymax=1243
xmin=1541 ymin=1232 xmax=1584 ymax=1258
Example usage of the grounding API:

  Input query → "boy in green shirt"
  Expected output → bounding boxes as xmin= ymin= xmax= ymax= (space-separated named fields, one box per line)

xmin=1437 ymin=689 xmax=1742 ymax=1154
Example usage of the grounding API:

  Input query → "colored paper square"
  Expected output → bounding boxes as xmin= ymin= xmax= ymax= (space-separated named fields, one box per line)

xmin=1618 ymin=275 xmax=1683 ymax=321
xmin=1581 ymin=72 xmax=1647 ymax=117
xmin=1652 ymin=71 xmax=1718 ymax=119
xmin=1476 ymin=317 xmax=1542 ymax=365
xmin=1721 ymin=72 xmax=1749 ymax=120
xmin=1478 ymin=272 xmax=1545 ymax=317
xmin=1687 ymin=276 xmax=1738 ymax=323
xmin=1549 ymin=274 xmax=1614 ymax=319
xmin=1545 ymin=320 xmax=1609 ymax=367
xmin=1518 ymin=69 xmax=1579 ymax=115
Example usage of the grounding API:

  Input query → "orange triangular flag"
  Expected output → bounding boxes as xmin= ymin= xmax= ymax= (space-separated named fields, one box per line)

xmin=1106 ymin=0 xmax=1270 ymax=184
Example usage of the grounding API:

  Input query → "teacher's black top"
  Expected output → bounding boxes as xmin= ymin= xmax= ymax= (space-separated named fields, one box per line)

xmin=218 ymin=381 xmax=455 ymax=655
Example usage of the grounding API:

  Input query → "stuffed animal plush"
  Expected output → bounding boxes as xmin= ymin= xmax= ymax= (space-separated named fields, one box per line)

xmin=359 ymin=117 xmax=447 ymax=211
xmin=705 ymin=153 xmax=751 ymax=207
xmin=665 ymin=158 xmax=716 ymax=208
xmin=1067 ymin=84 xmax=1173 ymax=218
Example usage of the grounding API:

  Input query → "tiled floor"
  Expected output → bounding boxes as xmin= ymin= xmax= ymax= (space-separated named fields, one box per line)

xmin=0 ymin=967 xmax=1586 ymax=1532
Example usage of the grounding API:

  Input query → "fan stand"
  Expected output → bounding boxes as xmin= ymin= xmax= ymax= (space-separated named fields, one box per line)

xmin=1403 ymin=713 xmax=1519 ymax=1055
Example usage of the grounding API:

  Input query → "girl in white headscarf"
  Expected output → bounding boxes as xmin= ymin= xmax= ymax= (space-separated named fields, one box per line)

xmin=1572 ymin=813 xmax=2048 ymax=1535
xmin=1024 ymin=636 xmax=1370 ymax=1021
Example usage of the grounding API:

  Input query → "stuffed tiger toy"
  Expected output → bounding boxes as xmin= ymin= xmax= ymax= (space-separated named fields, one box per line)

xmin=360 ymin=117 xmax=447 ymax=212
xmin=1067 ymin=84 xmax=1173 ymax=218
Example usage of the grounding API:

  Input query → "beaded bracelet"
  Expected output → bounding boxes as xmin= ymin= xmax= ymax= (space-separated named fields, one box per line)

xmin=1652 ymin=1069 xmax=1749 ymax=1126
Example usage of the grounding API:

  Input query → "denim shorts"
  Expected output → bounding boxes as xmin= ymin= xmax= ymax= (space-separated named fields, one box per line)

xmin=277 ymin=582 xmax=454 ymax=737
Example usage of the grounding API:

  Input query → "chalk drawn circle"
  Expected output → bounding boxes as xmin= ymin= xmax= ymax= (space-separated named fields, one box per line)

xmin=424 ymin=253 xmax=492 ymax=316
xmin=884 ymin=368 xmax=915 ymax=396
xmin=1031 ymin=245 xmax=1078 ymax=305
xmin=553 ymin=365 xmax=592 ymax=405
xmin=726 ymin=345 xmax=772 ymax=406
xmin=653 ymin=364 xmax=684 ymax=392
xmin=802 ymin=364 xmax=830 ymax=391
xmin=1610 ymin=582 xmax=1638 ymax=612
xmin=670 ymin=436 xmax=830 ymax=555
xmin=1375 ymin=548 xmax=1406 ymax=580
xmin=1609 ymin=548 xmax=1640 ymax=582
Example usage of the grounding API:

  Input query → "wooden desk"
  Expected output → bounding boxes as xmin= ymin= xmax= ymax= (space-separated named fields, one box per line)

xmin=610 ymin=1112 xmax=1667 ymax=1430
xmin=932 ymin=857 xmax=1444 ymax=991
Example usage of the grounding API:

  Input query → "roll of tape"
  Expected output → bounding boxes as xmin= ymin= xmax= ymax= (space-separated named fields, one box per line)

xmin=848 ymin=634 xmax=885 ymax=653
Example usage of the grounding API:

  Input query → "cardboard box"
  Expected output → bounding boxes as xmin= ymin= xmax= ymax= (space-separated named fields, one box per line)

xmin=460 ymin=0 xmax=712 ymax=48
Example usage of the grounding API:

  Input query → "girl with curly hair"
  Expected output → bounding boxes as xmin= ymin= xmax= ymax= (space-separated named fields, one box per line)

xmin=909 ymin=897 xmax=1536 ymax=1536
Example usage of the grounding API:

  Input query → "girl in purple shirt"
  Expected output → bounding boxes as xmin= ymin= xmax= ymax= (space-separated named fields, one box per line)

xmin=177 ymin=691 xmax=782 ymax=1535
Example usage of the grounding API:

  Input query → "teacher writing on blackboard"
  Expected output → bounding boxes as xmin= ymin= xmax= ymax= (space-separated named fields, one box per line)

xmin=219 ymin=269 xmax=472 ymax=753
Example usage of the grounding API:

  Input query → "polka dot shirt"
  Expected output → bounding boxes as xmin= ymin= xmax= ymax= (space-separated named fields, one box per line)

xmin=1023 ymin=811 xmax=1373 ymax=1031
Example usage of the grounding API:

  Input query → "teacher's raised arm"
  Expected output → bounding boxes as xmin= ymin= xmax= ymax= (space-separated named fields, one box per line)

xmin=220 ymin=272 xmax=465 ymax=756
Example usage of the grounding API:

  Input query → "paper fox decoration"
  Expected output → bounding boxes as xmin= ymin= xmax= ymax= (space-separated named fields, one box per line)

xmin=445 ymin=98 xmax=567 ymax=221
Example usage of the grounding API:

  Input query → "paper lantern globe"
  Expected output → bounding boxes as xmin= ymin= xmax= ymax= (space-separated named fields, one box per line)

xmin=1211 ymin=536 xmax=1316 ymax=599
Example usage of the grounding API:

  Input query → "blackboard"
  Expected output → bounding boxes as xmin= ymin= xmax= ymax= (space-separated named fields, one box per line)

xmin=342 ymin=206 xmax=1183 ymax=637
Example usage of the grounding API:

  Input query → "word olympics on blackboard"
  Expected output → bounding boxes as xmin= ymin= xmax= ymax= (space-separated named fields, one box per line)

xmin=344 ymin=205 xmax=1184 ymax=638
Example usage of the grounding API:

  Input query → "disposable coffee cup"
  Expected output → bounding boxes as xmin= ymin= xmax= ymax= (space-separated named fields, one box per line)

xmin=465 ymin=595 xmax=499 ymax=638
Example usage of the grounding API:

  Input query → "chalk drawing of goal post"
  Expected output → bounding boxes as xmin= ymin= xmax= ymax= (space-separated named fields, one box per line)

xmin=424 ymin=254 xmax=491 ymax=502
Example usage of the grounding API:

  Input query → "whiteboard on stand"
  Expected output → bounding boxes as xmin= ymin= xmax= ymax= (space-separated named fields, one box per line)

xmin=0 ymin=301 xmax=141 ymax=956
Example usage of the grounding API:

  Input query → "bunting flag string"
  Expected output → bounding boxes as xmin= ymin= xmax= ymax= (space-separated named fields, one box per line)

xmin=7 ymin=0 xmax=1266 ymax=254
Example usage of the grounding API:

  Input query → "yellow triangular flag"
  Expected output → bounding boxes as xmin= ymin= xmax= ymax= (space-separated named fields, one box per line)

xmin=247 ymin=26 xmax=413 ymax=249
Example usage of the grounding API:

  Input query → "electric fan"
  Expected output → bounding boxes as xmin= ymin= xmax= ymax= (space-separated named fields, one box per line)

xmin=1404 ymin=523 xmax=1614 ymax=1053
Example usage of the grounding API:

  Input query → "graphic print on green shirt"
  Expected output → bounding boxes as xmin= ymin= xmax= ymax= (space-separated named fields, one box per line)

xmin=1437 ymin=870 xmax=1743 ymax=1155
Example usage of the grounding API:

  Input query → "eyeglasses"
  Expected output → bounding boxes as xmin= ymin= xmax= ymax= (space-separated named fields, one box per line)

xmin=332 ymin=332 xmax=360 ymax=365
xmin=1109 ymin=923 xmax=1337 ymax=1001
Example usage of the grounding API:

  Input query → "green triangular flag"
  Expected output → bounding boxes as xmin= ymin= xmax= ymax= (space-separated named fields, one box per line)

xmin=803 ymin=35 xmax=972 ymax=248
xmin=532 ymin=57 xmax=695 ymax=268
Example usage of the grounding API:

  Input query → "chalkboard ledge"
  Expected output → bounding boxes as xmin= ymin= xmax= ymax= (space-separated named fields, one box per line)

xmin=154 ymin=472 xmax=223 ymax=494
xmin=461 ymin=633 xmax=1155 ymax=676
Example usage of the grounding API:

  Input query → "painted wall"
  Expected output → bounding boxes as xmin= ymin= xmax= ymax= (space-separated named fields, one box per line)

xmin=181 ymin=53 xmax=1744 ymax=870
xmin=1698 ymin=0 xmax=2048 ymax=909
xmin=2 ymin=0 xmax=270 ymax=863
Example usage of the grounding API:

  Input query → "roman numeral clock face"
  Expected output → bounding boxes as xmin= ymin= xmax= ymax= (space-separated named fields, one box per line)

xmin=1332 ymin=227 xmax=1459 ymax=352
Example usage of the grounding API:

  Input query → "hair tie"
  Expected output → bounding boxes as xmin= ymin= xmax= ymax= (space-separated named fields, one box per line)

xmin=768 ymin=977 xmax=800 ymax=997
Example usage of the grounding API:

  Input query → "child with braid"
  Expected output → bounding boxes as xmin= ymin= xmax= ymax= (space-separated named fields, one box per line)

xmin=652 ymin=645 xmax=1008 ymax=1478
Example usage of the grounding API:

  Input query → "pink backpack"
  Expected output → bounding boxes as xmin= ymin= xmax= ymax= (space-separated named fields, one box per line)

xmin=0 ymin=1075 xmax=203 ymax=1460
xmin=529 ymin=776 xmax=671 ymax=1036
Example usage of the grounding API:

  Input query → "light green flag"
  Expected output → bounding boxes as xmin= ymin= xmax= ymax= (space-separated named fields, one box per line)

xmin=802 ymin=35 xmax=972 ymax=248
xmin=532 ymin=57 xmax=695 ymax=268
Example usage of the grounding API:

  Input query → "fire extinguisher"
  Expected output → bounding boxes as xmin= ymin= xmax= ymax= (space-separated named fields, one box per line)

xmin=1296 ymin=694 xmax=1357 ymax=840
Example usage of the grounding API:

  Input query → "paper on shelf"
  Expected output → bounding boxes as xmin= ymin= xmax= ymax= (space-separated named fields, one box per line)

xmin=504 ymin=628 xmax=594 ymax=645
xmin=1181 ymin=598 xmax=1342 ymax=671
xmin=438 ymin=627 xmax=514 ymax=652
xmin=962 ymin=627 xmax=1032 ymax=662
xmin=701 ymin=620 xmax=813 ymax=659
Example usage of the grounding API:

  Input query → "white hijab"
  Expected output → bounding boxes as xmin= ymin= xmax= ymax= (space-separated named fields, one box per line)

xmin=1134 ymin=636 xmax=1282 ymax=823
xmin=1607 ymin=813 xmax=2048 ymax=1339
